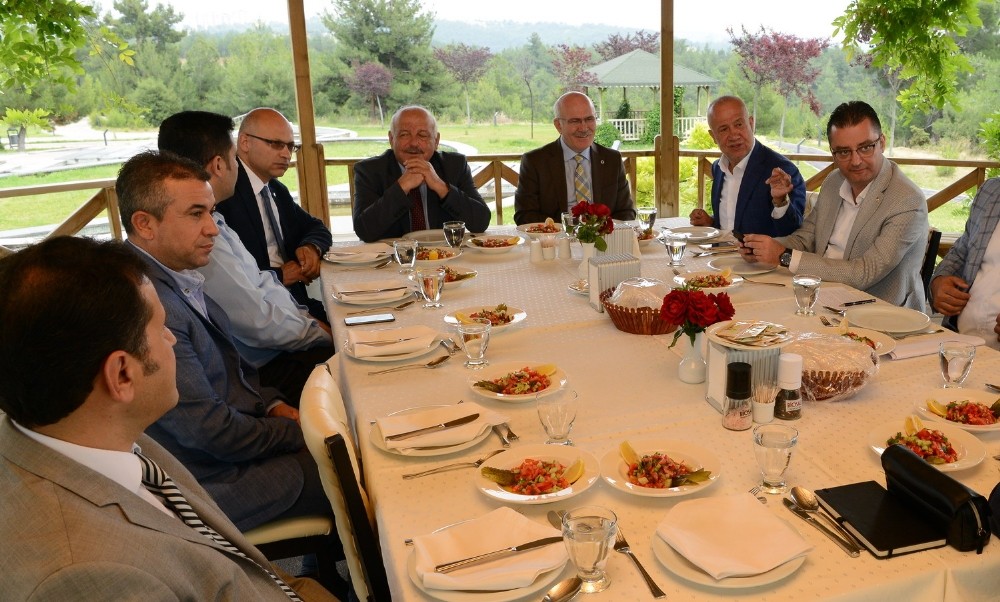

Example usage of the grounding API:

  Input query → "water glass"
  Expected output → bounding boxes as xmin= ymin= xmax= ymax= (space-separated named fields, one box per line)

xmin=455 ymin=318 xmax=491 ymax=369
xmin=443 ymin=220 xmax=466 ymax=248
xmin=662 ymin=234 xmax=688 ymax=266
xmin=791 ymin=274 xmax=821 ymax=315
xmin=561 ymin=212 xmax=577 ymax=237
xmin=537 ymin=389 xmax=577 ymax=445
xmin=562 ymin=506 xmax=617 ymax=594
xmin=939 ymin=341 xmax=975 ymax=388
xmin=638 ymin=206 xmax=657 ymax=231
xmin=414 ymin=266 xmax=445 ymax=309
xmin=393 ymin=239 xmax=418 ymax=274
xmin=753 ymin=423 xmax=798 ymax=494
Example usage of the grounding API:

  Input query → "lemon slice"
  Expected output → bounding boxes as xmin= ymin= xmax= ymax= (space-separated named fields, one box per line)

xmin=454 ymin=312 xmax=476 ymax=324
xmin=904 ymin=415 xmax=925 ymax=436
xmin=720 ymin=267 xmax=733 ymax=282
xmin=534 ymin=363 xmax=558 ymax=376
xmin=837 ymin=317 xmax=849 ymax=335
xmin=563 ymin=459 xmax=585 ymax=484
xmin=926 ymin=399 xmax=948 ymax=417
xmin=619 ymin=441 xmax=639 ymax=466
xmin=507 ymin=237 xmax=520 ymax=245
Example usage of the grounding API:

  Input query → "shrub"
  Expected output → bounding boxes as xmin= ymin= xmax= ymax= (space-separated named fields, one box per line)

xmin=909 ymin=126 xmax=930 ymax=147
xmin=595 ymin=121 xmax=622 ymax=147
xmin=615 ymin=98 xmax=631 ymax=120
xmin=980 ymin=112 xmax=1000 ymax=178
xmin=683 ymin=122 xmax=716 ymax=150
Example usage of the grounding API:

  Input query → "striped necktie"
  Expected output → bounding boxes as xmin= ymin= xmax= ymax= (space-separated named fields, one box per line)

xmin=261 ymin=187 xmax=286 ymax=261
xmin=573 ymin=154 xmax=592 ymax=206
xmin=136 ymin=452 xmax=302 ymax=601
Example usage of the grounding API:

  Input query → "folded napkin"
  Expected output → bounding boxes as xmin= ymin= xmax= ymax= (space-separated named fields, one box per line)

xmin=656 ymin=493 xmax=812 ymax=580
xmin=332 ymin=279 xmax=411 ymax=302
xmin=347 ymin=325 xmax=438 ymax=359
xmin=326 ymin=242 xmax=392 ymax=263
xmin=376 ymin=401 xmax=507 ymax=452
xmin=413 ymin=506 xmax=567 ymax=591
xmin=889 ymin=332 xmax=986 ymax=360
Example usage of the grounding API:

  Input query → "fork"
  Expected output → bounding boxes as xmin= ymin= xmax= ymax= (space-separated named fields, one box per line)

xmin=819 ymin=315 xmax=840 ymax=327
xmin=402 ymin=449 xmax=505 ymax=479
xmin=742 ymin=277 xmax=785 ymax=287
xmin=614 ymin=528 xmax=666 ymax=598
xmin=503 ymin=423 xmax=519 ymax=441
xmin=822 ymin=305 xmax=846 ymax=315
xmin=749 ymin=485 xmax=767 ymax=504
xmin=890 ymin=328 xmax=945 ymax=340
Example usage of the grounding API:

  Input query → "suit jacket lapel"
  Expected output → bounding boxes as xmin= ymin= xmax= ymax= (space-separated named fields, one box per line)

xmin=735 ymin=143 xmax=767 ymax=227
xmin=844 ymin=160 xmax=894 ymax=257
xmin=233 ymin=161 xmax=269 ymax=259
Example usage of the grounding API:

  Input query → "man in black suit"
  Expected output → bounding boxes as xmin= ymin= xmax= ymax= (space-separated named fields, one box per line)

xmin=352 ymin=105 xmax=492 ymax=242
xmin=217 ymin=107 xmax=332 ymax=324
xmin=514 ymin=91 xmax=636 ymax=224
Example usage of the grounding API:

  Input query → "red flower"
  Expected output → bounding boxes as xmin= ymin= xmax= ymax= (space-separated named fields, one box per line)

xmin=592 ymin=203 xmax=611 ymax=217
xmin=710 ymin=292 xmax=735 ymax=321
xmin=660 ymin=287 xmax=735 ymax=348
xmin=687 ymin=293 xmax=719 ymax=328
xmin=660 ymin=289 xmax=691 ymax=326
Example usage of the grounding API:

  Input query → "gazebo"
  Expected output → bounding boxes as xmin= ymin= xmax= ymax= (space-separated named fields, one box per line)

xmin=584 ymin=49 xmax=719 ymax=140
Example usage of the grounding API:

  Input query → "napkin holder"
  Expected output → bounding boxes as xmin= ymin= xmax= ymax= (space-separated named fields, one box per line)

xmin=705 ymin=337 xmax=780 ymax=412
xmin=598 ymin=228 xmax=641 ymax=258
xmin=588 ymin=254 xmax=640 ymax=312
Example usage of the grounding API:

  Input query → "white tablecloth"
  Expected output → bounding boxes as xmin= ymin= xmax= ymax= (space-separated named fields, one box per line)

xmin=321 ymin=219 xmax=1000 ymax=601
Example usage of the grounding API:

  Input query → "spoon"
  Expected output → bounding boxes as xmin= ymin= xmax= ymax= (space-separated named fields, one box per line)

xmin=546 ymin=510 xmax=565 ymax=530
xmin=367 ymin=355 xmax=450 ymax=376
xmin=789 ymin=486 xmax=863 ymax=553
xmin=541 ymin=576 xmax=582 ymax=602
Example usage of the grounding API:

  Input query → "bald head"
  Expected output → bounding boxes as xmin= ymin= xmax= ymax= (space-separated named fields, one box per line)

xmin=237 ymin=108 xmax=296 ymax=180
xmin=707 ymin=95 xmax=755 ymax=165
xmin=553 ymin=91 xmax=597 ymax=153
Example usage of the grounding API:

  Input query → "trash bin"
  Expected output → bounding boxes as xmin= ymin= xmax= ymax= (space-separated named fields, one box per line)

xmin=7 ymin=128 xmax=18 ymax=148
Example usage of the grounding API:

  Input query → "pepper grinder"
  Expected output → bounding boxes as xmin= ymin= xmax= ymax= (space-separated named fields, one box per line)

xmin=722 ymin=362 xmax=752 ymax=431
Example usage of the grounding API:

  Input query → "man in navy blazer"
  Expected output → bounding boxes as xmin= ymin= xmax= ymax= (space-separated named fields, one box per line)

xmin=118 ymin=151 xmax=330 ymax=532
xmin=353 ymin=105 xmax=491 ymax=242
xmin=217 ymin=107 xmax=332 ymax=324
xmin=515 ymin=91 xmax=635 ymax=224
xmin=690 ymin=96 xmax=805 ymax=237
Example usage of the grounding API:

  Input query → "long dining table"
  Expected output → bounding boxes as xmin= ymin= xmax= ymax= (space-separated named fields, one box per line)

xmin=321 ymin=218 xmax=1000 ymax=601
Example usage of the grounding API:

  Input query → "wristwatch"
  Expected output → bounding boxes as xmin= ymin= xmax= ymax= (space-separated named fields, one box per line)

xmin=779 ymin=248 xmax=793 ymax=268
xmin=773 ymin=194 xmax=789 ymax=208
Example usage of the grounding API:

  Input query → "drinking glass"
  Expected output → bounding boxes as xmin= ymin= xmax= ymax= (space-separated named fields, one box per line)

xmin=661 ymin=233 xmax=688 ymax=266
xmin=561 ymin=212 xmax=577 ymax=237
xmin=393 ymin=239 xmax=418 ymax=274
xmin=537 ymin=389 xmax=577 ymax=445
xmin=791 ymin=274 xmax=821 ymax=315
xmin=455 ymin=318 xmax=491 ymax=369
xmin=414 ymin=266 xmax=445 ymax=309
xmin=562 ymin=506 xmax=617 ymax=594
xmin=939 ymin=341 xmax=975 ymax=388
xmin=753 ymin=423 xmax=798 ymax=494
xmin=638 ymin=206 xmax=657 ymax=231
xmin=443 ymin=220 xmax=466 ymax=248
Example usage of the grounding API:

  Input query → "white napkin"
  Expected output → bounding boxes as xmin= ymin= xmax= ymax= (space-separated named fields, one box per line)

xmin=656 ymin=493 xmax=812 ymax=580
xmin=326 ymin=242 xmax=392 ymax=263
xmin=413 ymin=507 xmax=567 ymax=591
xmin=376 ymin=401 xmax=507 ymax=451
xmin=347 ymin=325 xmax=438 ymax=358
xmin=889 ymin=332 xmax=986 ymax=360
xmin=332 ymin=279 xmax=410 ymax=302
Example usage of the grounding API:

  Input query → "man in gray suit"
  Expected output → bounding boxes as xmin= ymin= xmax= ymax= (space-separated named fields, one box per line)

xmin=117 ymin=151 xmax=331 ymax=532
xmin=740 ymin=101 xmax=928 ymax=311
xmin=514 ymin=91 xmax=636 ymax=224
xmin=0 ymin=237 xmax=335 ymax=600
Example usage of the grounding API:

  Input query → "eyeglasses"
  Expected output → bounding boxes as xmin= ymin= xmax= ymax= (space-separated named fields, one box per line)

xmin=558 ymin=116 xmax=597 ymax=127
xmin=831 ymin=137 xmax=881 ymax=161
xmin=246 ymin=133 xmax=301 ymax=153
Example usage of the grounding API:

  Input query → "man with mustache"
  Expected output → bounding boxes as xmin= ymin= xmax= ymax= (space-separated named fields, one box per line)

xmin=514 ymin=91 xmax=636 ymax=224
xmin=353 ymin=105 xmax=492 ymax=242
xmin=217 ymin=107 xmax=332 ymax=324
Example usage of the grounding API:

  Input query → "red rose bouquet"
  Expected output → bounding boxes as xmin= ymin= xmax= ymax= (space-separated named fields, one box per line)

xmin=660 ymin=286 xmax=735 ymax=348
xmin=570 ymin=201 xmax=614 ymax=251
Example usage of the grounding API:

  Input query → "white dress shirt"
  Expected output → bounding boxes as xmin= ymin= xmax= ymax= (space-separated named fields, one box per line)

xmin=560 ymin=139 xmax=592 ymax=212
xmin=717 ymin=141 xmax=789 ymax=231
xmin=788 ymin=178 xmax=870 ymax=271
xmin=241 ymin=159 xmax=285 ymax=268
xmin=958 ymin=226 xmax=1000 ymax=349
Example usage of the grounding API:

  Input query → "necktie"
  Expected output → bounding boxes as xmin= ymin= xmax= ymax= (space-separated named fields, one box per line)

xmin=135 ymin=452 xmax=302 ymax=601
xmin=409 ymin=186 xmax=427 ymax=231
xmin=573 ymin=154 xmax=592 ymax=206
xmin=261 ymin=187 xmax=286 ymax=261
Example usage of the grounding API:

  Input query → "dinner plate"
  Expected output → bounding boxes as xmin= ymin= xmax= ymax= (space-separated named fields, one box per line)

xmin=322 ymin=250 xmax=392 ymax=265
xmin=914 ymin=389 xmax=1000 ymax=433
xmin=708 ymin=255 xmax=776 ymax=276
xmin=343 ymin=334 xmax=441 ymax=363
xmin=661 ymin=226 xmax=721 ymax=242
xmin=468 ymin=362 xmax=568 ymax=403
xmin=443 ymin=306 xmax=528 ymax=332
xmin=516 ymin=223 xmax=563 ymax=238
xmin=673 ymin=270 xmax=744 ymax=292
xmin=414 ymin=248 xmax=461 ymax=266
xmin=819 ymin=326 xmax=896 ymax=356
xmin=867 ymin=420 xmax=986 ymax=472
xmin=637 ymin=229 xmax=659 ymax=248
xmin=474 ymin=444 xmax=600 ymax=505
xmin=466 ymin=235 xmax=525 ymax=254
xmin=331 ymin=288 xmax=412 ymax=306
xmin=705 ymin=320 xmax=793 ymax=351
xmin=369 ymin=405 xmax=491 ymax=456
xmin=402 ymin=229 xmax=472 ymax=246
xmin=651 ymin=535 xmax=805 ymax=589
xmin=599 ymin=440 xmax=721 ymax=498
xmin=442 ymin=266 xmax=478 ymax=289
xmin=567 ymin=279 xmax=589 ymax=295
xmin=845 ymin=305 xmax=931 ymax=334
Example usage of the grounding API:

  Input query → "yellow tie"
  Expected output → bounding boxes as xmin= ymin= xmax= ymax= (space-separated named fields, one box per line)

xmin=573 ymin=154 xmax=592 ymax=205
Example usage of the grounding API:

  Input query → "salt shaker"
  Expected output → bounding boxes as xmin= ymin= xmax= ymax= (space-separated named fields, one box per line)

xmin=557 ymin=235 xmax=572 ymax=259
xmin=774 ymin=353 xmax=803 ymax=420
xmin=722 ymin=362 xmax=752 ymax=431
xmin=528 ymin=238 xmax=542 ymax=263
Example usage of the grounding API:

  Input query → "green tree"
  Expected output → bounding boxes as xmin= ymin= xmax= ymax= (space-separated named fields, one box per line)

xmin=216 ymin=26 xmax=296 ymax=118
xmin=107 ymin=0 xmax=185 ymax=50
xmin=1 ymin=108 xmax=50 ymax=151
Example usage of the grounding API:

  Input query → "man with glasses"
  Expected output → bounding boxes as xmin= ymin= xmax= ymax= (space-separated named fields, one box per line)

xmin=514 ymin=91 xmax=636 ymax=224
xmin=218 ymin=107 xmax=332 ymax=324
xmin=740 ymin=101 xmax=929 ymax=310
xmin=353 ymin=105 xmax=491 ymax=241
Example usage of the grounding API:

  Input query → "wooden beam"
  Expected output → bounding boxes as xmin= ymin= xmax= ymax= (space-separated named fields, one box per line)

xmin=926 ymin=168 xmax=982 ymax=213
xmin=657 ymin=0 xmax=678 ymax=215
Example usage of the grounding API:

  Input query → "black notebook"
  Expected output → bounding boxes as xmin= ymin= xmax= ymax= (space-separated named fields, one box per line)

xmin=815 ymin=481 xmax=947 ymax=558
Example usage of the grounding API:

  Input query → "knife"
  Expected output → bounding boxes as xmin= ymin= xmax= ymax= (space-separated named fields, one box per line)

xmin=782 ymin=498 xmax=860 ymax=557
xmin=384 ymin=413 xmax=480 ymax=441
xmin=434 ymin=536 xmax=564 ymax=573
xmin=843 ymin=298 xmax=877 ymax=307
xmin=339 ymin=286 xmax=409 ymax=296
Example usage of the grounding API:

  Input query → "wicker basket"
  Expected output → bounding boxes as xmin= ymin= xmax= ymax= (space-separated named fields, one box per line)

xmin=600 ymin=289 xmax=677 ymax=336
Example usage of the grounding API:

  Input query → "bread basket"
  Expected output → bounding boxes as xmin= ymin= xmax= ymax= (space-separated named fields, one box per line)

xmin=600 ymin=288 xmax=677 ymax=336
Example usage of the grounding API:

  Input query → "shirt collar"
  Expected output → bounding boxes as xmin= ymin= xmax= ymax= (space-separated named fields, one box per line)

xmin=719 ymin=139 xmax=756 ymax=174
xmin=560 ymin=139 xmax=591 ymax=163
xmin=839 ymin=178 xmax=873 ymax=206
xmin=239 ymin=156 xmax=268 ymax=197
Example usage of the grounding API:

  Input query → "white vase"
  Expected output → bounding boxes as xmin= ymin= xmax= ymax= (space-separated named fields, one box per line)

xmin=577 ymin=241 xmax=596 ymax=280
xmin=678 ymin=332 xmax=707 ymax=384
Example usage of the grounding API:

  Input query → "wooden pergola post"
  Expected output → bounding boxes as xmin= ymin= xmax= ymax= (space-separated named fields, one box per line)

xmin=658 ymin=0 xmax=679 ymax=217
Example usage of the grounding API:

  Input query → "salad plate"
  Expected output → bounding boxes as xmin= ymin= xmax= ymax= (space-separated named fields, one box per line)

xmin=443 ymin=305 xmax=527 ymax=332
xmin=819 ymin=326 xmax=896 ymax=356
xmin=414 ymin=247 xmax=461 ymax=266
xmin=468 ymin=362 xmax=567 ymax=403
xmin=370 ymin=405 xmax=492 ymax=457
xmin=707 ymin=255 xmax=776 ymax=276
xmin=600 ymin=440 xmax=721 ymax=498
xmin=517 ymin=222 xmax=563 ymax=238
xmin=914 ymin=389 xmax=1000 ymax=433
xmin=661 ymin=226 xmax=720 ymax=242
xmin=651 ymin=535 xmax=804 ymax=589
xmin=867 ymin=420 xmax=985 ymax=472
xmin=845 ymin=305 xmax=930 ymax=334
xmin=466 ymin=235 xmax=525 ymax=254
xmin=673 ymin=270 xmax=744 ymax=292
xmin=474 ymin=444 xmax=600 ymax=505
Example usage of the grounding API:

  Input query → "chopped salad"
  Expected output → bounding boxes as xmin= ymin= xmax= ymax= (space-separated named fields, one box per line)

xmin=472 ymin=237 xmax=518 ymax=248
xmin=887 ymin=428 xmax=959 ymax=464
xmin=415 ymin=247 xmax=455 ymax=261
xmin=501 ymin=458 xmax=569 ymax=495
xmin=474 ymin=366 xmax=551 ymax=395
xmin=685 ymin=274 xmax=731 ymax=288
xmin=469 ymin=303 xmax=515 ymax=326
xmin=626 ymin=452 xmax=696 ymax=488
xmin=944 ymin=400 xmax=998 ymax=426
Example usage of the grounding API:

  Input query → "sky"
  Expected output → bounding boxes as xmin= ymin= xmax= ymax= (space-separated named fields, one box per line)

xmin=104 ymin=0 xmax=854 ymax=44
